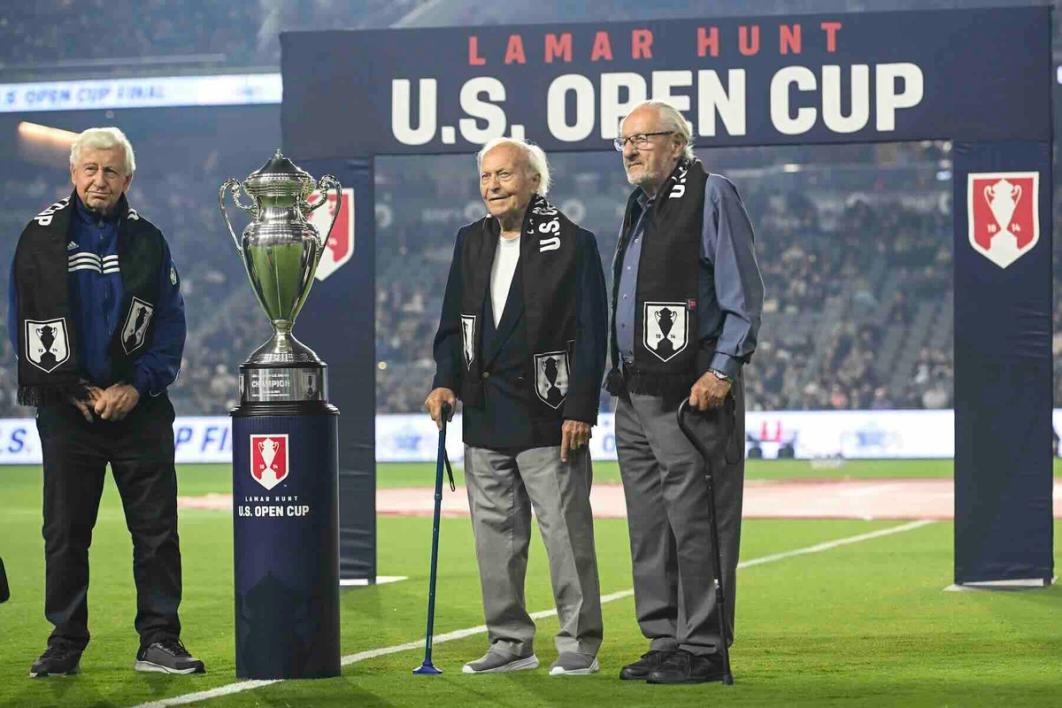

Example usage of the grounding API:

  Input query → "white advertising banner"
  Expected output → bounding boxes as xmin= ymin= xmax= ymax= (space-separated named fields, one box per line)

xmin=0 ymin=416 xmax=232 ymax=465
xmin=377 ymin=409 xmax=1062 ymax=463
xmin=0 ymin=410 xmax=1057 ymax=464
xmin=0 ymin=74 xmax=282 ymax=113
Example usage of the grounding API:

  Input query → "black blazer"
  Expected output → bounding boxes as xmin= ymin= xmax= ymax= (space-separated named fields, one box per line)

xmin=432 ymin=225 xmax=609 ymax=450
xmin=463 ymin=264 xmax=559 ymax=448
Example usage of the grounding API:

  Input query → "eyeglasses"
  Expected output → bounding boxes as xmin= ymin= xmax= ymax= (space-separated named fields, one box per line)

xmin=613 ymin=131 xmax=673 ymax=151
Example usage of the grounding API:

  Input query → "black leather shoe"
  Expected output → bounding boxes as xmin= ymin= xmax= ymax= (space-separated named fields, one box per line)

xmin=619 ymin=650 xmax=673 ymax=680
xmin=30 ymin=642 xmax=82 ymax=678
xmin=646 ymin=649 xmax=724 ymax=684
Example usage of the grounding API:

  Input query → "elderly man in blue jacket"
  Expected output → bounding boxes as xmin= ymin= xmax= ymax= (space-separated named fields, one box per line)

xmin=9 ymin=127 xmax=204 ymax=678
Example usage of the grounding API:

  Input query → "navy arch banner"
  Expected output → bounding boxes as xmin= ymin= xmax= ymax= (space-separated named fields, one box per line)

xmin=282 ymin=6 xmax=1049 ymax=158
xmin=281 ymin=5 xmax=1053 ymax=585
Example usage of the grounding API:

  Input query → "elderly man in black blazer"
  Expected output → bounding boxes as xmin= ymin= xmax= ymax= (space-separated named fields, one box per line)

xmin=426 ymin=137 xmax=608 ymax=676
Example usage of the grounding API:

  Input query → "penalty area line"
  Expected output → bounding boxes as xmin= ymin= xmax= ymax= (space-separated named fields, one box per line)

xmin=131 ymin=519 xmax=933 ymax=707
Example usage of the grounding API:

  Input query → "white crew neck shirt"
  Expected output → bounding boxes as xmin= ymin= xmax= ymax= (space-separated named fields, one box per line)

xmin=490 ymin=234 xmax=521 ymax=326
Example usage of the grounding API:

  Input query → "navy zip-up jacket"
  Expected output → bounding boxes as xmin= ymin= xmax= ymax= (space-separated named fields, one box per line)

xmin=8 ymin=193 xmax=186 ymax=396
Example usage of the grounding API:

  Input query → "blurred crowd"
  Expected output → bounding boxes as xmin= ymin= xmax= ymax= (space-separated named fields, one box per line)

xmin=1 ymin=0 xmax=1049 ymax=77
xmin=0 ymin=1 xmax=415 ymax=73
xmin=744 ymin=189 xmax=955 ymax=411
xmin=373 ymin=146 xmax=969 ymax=415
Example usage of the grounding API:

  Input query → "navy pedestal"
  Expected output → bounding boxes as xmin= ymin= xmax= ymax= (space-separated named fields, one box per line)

xmin=232 ymin=405 xmax=340 ymax=679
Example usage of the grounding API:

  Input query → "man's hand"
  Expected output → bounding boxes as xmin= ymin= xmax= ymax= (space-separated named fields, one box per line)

xmin=424 ymin=387 xmax=457 ymax=430
xmin=689 ymin=371 xmax=731 ymax=411
xmin=93 ymin=383 xmax=140 ymax=421
xmin=69 ymin=386 xmax=103 ymax=423
xmin=560 ymin=419 xmax=591 ymax=463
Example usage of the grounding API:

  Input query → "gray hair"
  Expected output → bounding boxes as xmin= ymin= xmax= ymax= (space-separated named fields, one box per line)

xmin=622 ymin=100 xmax=694 ymax=160
xmin=476 ymin=137 xmax=551 ymax=197
xmin=69 ymin=127 xmax=136 ymax=174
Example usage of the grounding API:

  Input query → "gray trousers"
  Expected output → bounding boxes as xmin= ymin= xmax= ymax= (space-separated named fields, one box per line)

xmin=615 ymin=379 xmax=745 ymax=656
xmin=463 ymin=445 xmax=603 ymax=658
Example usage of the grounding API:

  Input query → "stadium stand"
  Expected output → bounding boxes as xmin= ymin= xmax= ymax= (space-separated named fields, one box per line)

xmin=0 ymin=1 xmax=409 ymax=77
xmin=372 ymin=144 xmax=964 ymax=415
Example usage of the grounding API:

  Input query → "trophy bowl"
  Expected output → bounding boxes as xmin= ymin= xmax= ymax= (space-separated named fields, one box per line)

xmin=220 ymin=150 xmax=342 ymax=403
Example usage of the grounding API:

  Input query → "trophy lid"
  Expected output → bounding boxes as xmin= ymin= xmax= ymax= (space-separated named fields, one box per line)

xmin=242 ymin=149 xmax=315 ymax=198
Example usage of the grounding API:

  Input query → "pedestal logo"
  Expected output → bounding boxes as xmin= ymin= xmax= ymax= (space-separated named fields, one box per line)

xmin=250 ymin=434 xmax=289 ymax=490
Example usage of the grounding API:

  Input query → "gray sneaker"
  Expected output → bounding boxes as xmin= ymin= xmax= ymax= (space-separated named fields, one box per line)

xmin=549 ymin=652 xmax=600 ymax=676
xmin=134 ymin=640 xmax=205 ymax=675
xmin=462 ymin=650 xmax=539 ymax=674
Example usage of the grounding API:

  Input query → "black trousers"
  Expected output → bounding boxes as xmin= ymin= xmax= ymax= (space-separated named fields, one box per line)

xmin=36 ymin=393 xmax=181 ymax=650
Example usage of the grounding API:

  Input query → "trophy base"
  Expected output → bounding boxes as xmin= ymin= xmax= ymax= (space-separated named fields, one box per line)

xmin=240 ymin=333 xmax=328 ymax=403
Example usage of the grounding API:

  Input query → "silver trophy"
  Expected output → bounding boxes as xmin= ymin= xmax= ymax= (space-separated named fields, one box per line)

xmin=219 ymin=150 xmax=341 ymax=403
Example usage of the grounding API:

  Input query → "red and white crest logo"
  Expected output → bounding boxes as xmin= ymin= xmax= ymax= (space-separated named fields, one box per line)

xmin=307 ymin=187 xmax=355 ymax=281
xmin=967 ymin=172 xmax=1039 ymax=269
xmin=250 ymin=434 xmax=289 ymax=491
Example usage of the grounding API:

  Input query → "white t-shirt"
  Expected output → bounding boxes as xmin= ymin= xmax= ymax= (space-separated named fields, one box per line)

xmin=490 ymin=234 xmax=521 ymax=326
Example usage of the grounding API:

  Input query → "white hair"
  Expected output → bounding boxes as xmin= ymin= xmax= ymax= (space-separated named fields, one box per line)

xmin=476 ymin=137 xmax=551 ymax=196
xmin=621 ymin=100 xmax=694 ymax=160
xmin=70 ymin=127 xmax=136 ymax=174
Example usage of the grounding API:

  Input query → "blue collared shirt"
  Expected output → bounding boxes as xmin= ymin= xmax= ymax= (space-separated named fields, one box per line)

xmin=615 ymin=173 xmax=764 ymax=378
xmin=8 ymin=193 xmax=186 ymax=396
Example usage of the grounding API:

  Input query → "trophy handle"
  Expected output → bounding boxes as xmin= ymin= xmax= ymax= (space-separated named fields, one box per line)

xmin=219 ymin=178 xmax=256 ymax=253
xmin=306 ymin=174 xmax=343 ymax=248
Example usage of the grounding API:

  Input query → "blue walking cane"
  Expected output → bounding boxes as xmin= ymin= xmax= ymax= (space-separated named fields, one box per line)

xmin=677 ymin=397 xmax=735 ymax=685
xmin=413 ymin=402 xmax=456 ymax=675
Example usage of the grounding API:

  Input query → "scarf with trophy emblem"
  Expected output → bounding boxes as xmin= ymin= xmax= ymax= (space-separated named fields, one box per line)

xmin=607 ymin=157 xmax=711 ymax=397
xmin=458 ymin=194 xmax=581 ymax=417
xmin=13 ymin=192 xmax=165 ymax=406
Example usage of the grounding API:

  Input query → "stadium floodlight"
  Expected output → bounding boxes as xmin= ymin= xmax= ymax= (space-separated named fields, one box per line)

xmin=17 ymin=121 xmax=76 ymax=147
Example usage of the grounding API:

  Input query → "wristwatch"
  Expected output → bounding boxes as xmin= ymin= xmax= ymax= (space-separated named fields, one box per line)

xmin=708 ymin=369 xmax=732 ymax=383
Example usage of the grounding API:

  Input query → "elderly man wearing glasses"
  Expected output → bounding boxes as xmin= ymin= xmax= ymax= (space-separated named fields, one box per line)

xmin=605 ymin=100 xmax=764 ymax=684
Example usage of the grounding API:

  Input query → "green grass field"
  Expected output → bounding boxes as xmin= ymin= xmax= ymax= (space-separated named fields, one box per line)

xmin=378 ymin=458 xmax=1059 ymax=488
xmin=1 ymin=460 xmax=1060 ymax=707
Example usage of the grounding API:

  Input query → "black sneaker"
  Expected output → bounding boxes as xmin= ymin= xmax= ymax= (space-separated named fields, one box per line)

xmin=134 ymin=639 xmax=205 ymax=675
xmin=30 ymin=642 xmax=82 ymax=678
xmin=619 ymin=649 xmax=673 ymax=680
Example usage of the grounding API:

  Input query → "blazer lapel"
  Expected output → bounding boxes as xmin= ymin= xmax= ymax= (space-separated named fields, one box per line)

xmin=482 ymin=260 xmax=524 ymax=369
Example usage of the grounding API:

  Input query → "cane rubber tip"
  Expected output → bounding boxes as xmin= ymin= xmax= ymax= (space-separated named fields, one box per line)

xmin=413 ymin=663 xmax=443 ymax=675
xmin=722 ymin=673 xmax=734 ymax=685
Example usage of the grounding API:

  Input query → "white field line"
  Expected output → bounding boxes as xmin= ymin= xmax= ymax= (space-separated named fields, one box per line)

xmin=738 ymin=520 xmax=933 ymax=568
xmin=131 ymin=519 xmax=934 ymax=708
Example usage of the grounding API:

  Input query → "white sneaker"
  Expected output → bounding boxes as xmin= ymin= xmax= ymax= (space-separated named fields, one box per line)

xmin=462 ymin=651 xmax=539 ymax=674
xmin=549 ymin=653 xmax=600 ymax=676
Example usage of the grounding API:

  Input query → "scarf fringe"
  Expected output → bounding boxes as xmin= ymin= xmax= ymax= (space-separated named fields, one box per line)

xmin=18 ymin=383 xmax=88 ymax=407
xmin=606 ymin=366 xmax=695 ymax=400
